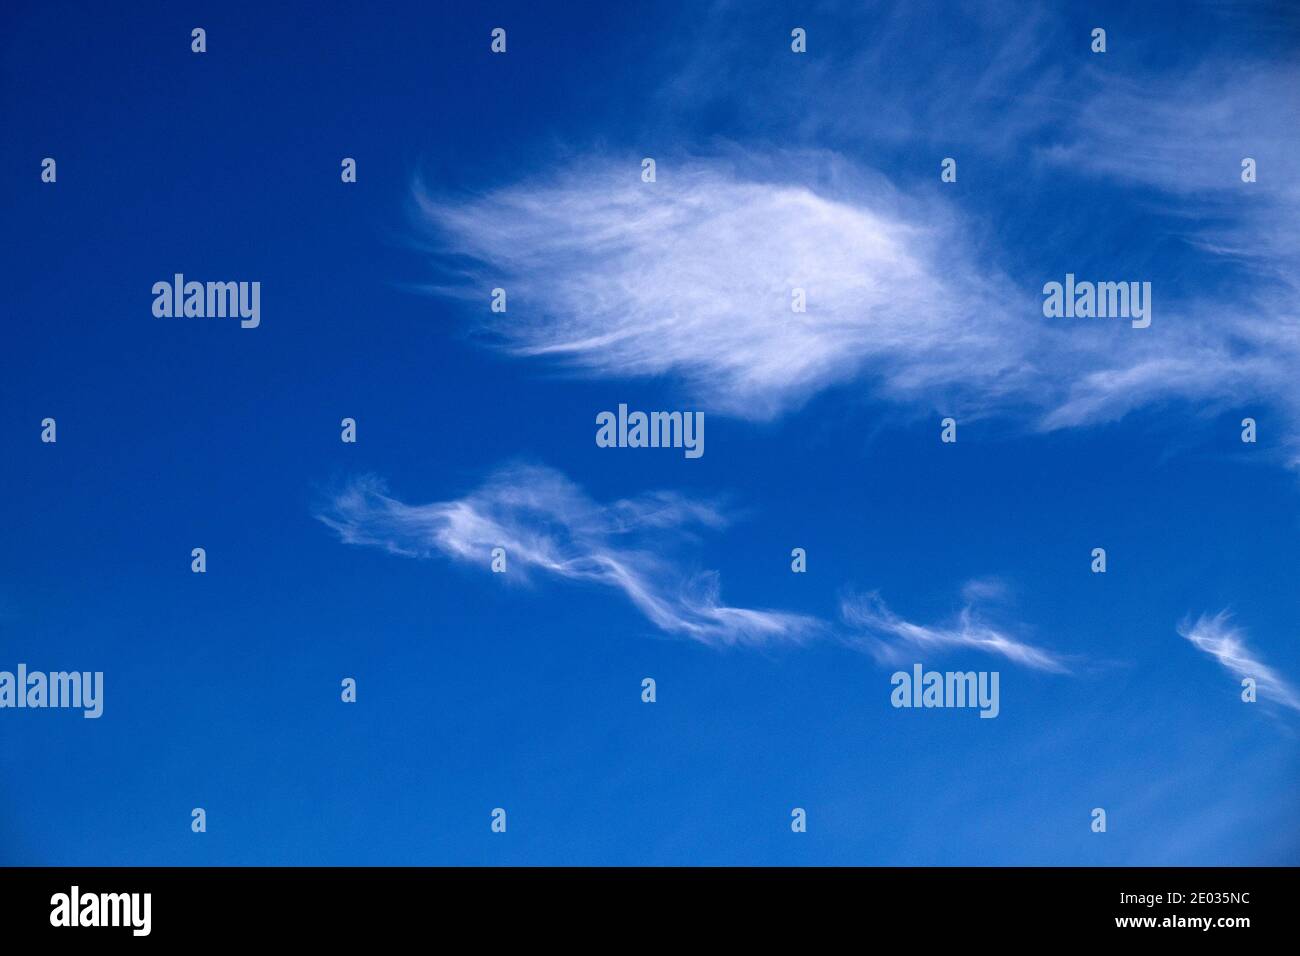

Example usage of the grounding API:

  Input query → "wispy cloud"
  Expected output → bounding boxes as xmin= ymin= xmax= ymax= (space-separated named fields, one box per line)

xmin=1047 ymin=62 xmax=1300 ymax=208
xmin=839 ymin=588 xmax=1069 ymax=673
xmin=1177 ymin=611 xmax=1300 ymax=712
xmin=318 ymin=465 xmax=1073 ymax=673
xmin=655 ymin=1 xmax=1067 ymax=157
xmin=1040 ymin=59 xmax=1300 ymax=462
xmin=316 ymin=464 xmax=819 ymax=647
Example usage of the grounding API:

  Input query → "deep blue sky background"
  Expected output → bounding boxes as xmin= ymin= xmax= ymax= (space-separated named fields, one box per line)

xmin=2 ymin=0 xmax=1298 ymax=865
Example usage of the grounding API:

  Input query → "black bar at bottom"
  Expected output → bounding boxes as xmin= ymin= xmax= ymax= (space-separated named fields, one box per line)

xmin=0 ymin=866 xmax=1288 ymax=942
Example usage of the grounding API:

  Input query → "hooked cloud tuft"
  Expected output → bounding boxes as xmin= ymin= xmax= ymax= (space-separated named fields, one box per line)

xmin=840 ymin=588 xmax=1069 ymax=673
xmin=1177 ymin=611 xmax=1300 ymax=712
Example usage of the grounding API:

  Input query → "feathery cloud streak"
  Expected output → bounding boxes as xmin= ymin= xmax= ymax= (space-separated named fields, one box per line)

xmin=319 ymin=464 xmax=1068 ymax=672
xmin=317 ymin=464 xmax=819 ymax=647
xmin=840 ymin=590 xmax=1069 ymax=673
xmin=1178 ymin=611 xmax=1300 ymax=712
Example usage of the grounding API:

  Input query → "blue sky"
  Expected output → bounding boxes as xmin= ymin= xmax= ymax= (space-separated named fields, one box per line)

xmin=2 ymin=0 xmax=1298 ymax=865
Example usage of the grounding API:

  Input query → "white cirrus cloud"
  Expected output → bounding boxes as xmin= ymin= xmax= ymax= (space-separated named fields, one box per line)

xmin=316 ymin=463 xmax=820 ymax=647
xmin=1177 ymin=611 xmax=1300 ymax=712
xmin=840 ymin=589 xmax=1069 ymax=673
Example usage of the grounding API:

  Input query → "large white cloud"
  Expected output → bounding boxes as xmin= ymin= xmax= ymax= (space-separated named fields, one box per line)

xmin=416 ymin=155 xmax=1041 ymax=422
